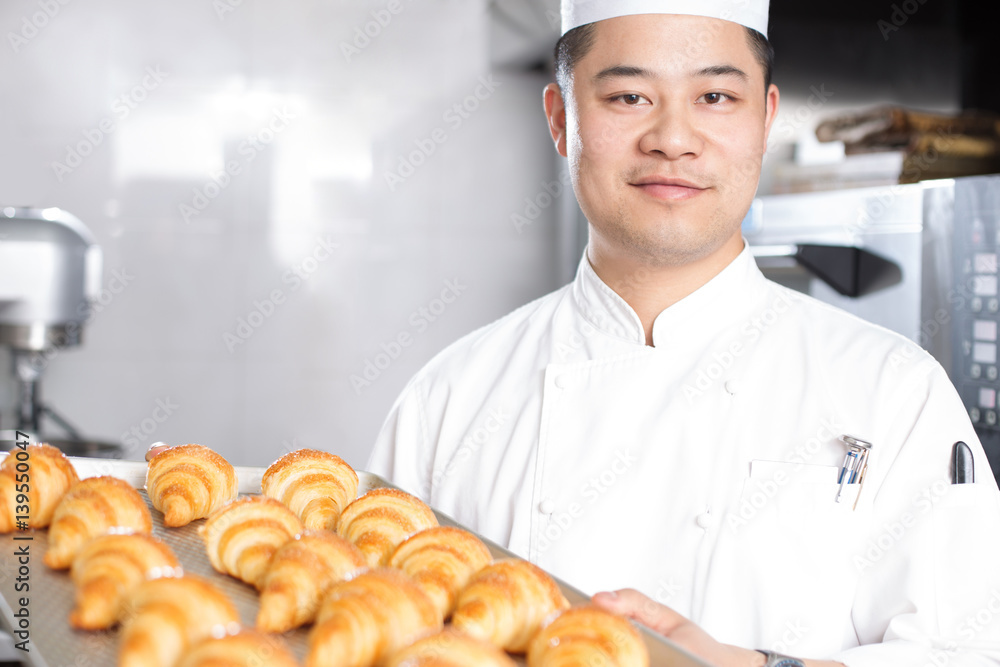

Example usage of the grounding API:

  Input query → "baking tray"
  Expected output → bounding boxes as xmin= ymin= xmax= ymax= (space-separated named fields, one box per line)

xmin=0 ymin=457 xmax=711 ymax=667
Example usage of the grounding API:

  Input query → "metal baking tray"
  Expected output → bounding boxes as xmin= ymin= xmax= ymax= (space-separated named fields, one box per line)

xmin=0 ymin=457 xmax=710 ymax=667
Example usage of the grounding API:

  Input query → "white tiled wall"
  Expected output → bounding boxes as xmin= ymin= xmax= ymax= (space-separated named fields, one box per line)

xmin=0 ymin=0 xmax=565 ymax=468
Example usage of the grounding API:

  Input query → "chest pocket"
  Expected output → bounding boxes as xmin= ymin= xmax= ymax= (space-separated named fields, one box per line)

xmin=725 ymin=462 xmax=871 ymax=653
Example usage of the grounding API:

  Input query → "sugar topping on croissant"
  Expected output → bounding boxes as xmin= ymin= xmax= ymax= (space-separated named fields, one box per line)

xmin=256 ymin=529 xmax=367 ymax=633
xmin=308 ymin=568 xmax=442 ymax=667
xmin=336 ymin=488 xmax=438 ymax=567
xmin=451 ymin=558 xmax=570 ymax=653
xmin=0 ymin=443 xmax=79 ymax=532
xmin=44 ymin=476 xmax=152 ymax=570
xmin=199 ymin=495 xmax=304 ymax=589
xmin=262 ymin=448 xmax=359 ymax=532
xmin=146 ymin=444 xmax=238 ymax=527
xmin=527 ymin=605 xmax=650 ymax=667
xmin=388 ymin=526 xmax=493 ymax=620
xmin=69 ymin=531 xmax=181 ymax=630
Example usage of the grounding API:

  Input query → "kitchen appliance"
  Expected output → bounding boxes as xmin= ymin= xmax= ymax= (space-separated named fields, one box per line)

xmin=745 ymin=174 xmax=1000 ymax=482
xmin=0 ymin=206 xmax=120 ymax=456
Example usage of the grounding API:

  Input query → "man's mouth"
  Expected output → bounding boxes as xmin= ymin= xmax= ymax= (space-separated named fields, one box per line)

xmin=630 ymin=177 xmax=708 ymax=201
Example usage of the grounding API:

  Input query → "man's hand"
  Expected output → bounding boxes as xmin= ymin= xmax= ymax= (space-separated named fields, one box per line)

xmin=144 ymin=442 xmax=171 ymax=461
xmin=592 ymin=589 xmax=845 ymax=667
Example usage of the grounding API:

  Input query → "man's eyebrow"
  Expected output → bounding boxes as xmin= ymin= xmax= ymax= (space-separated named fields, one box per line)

xmin=592 ymin=64 xmax=750 ymax=83
xmin=592 ymin=65 xmax=657 ymax=82
xmin=695 ymin=65 xmax=749 ymax=81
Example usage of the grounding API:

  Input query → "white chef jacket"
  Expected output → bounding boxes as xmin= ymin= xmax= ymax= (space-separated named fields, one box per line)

xmin=369 ymin=242 xmax=1000 ymax=666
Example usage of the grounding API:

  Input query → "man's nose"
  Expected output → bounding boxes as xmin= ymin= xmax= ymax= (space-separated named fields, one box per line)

xmin=638 ymin=104 xmax=703 ymax=159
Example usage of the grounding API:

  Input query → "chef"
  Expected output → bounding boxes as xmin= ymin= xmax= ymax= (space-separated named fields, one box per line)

xmin=368 ymin=1 xmax=1000 ymax=665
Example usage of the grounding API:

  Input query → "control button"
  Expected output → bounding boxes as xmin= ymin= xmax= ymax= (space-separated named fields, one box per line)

xmin=724 ymin=379 xmax=741 ymax=395
xmin=971 ymin=364 xmax=982 ymax=379
xmin=976 ymin=253 xmax=999 ymax=274
xmin=990 ymin=299 xmax=999 ymax=313
xmin=988 ymin=411 xmax=998 ymax=426
xmin=554 ymin=375 xmax=573 ymax=390
xmin=973 ymin=298 xmax=984 ymax=312
xmin=695 ymin=512 xmax=714 ymax=529
xmin=989 ymin=366 xmax=998 ymax=381
xmin=538 ymin=499 xmax=555 ymax=515
xmin=971 ymin=407 xmax=982 ymax=423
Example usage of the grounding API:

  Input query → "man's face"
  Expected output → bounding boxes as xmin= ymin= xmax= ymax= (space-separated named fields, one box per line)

xmin=546 ymin=14 xmax=779 ymax=268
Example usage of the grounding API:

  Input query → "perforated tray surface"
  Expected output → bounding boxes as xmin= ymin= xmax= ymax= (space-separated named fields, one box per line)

xmin=0 ymin=459 xmax=707 ymax=667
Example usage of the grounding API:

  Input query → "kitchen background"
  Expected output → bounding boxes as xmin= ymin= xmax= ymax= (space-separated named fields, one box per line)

xmin=0 ymin=0 xmax=995 ymax=469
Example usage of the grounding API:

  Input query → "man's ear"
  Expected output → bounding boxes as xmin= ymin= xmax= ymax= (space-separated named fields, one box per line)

xmin=762 ymin=83 xmax=780 ymax=151
xmin=543 ymin=83 xmax=569 ymax=158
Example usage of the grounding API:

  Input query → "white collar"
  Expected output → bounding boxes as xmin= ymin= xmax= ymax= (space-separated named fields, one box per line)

xmin=571 ymin=241 xmax=770 ymax=348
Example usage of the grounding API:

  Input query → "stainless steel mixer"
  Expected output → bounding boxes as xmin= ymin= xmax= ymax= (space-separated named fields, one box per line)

xmin=0 ymin=206 xmax=120 ymax=456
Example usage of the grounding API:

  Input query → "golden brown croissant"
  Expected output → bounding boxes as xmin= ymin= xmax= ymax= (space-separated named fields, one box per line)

xmin=388 ymin=526 xmax=492 ymax=620
xmin=451 ymin=558 xmax=569 ymax=653
xmin=175 ymin=629 xmax=299 ymax=667
xmin=527 ymin=605 xmax=650 ymax=667
xmin=0 ymin=443 xmax=79 ymax=532
xmin=146 ymin=444 xmax=238 ymax=527
xmin=336 ymin=488 xmax=438 ymax=567
xmin=44 ymin=476 xmax=152 ymax=570
xmin=307 ymin=568 xmax=442 ymax=667
xmin=261 ymin=449 xmax=359 ymax=531
xmin=383 ymin=628 xmax=517 ymax=667
xmin=199 ymin=495 xmax=304 ymax=589
xmin=69 ymin=532 xmax=181 ymax=630
xmin=118 ymin=574 xmax=240 ymax=667
xmin=256 ymin=529 xmax=367 ymax=633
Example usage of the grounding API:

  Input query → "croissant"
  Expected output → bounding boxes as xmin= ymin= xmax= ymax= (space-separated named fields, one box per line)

xmin=383 ymin=628 xmax=517 ymax=667
xmin=388 ymin=526 xmax=492 ymax=619
xmin=257 ymin=529 xmax=367 ymax=633
xmin=44 ymin=476 xmax=152 ymax=569
xmin=451 ymin=558 xmax=569 ymax=653
xmin=527 ymin=605 xmax=649 ymax=667
xmin=0 ymin=443 xmax=79 ymax=532
xmin=261 ymin=449 xmax=359 ymax=531
xmin=199 ymin=495 xmax=304 ymax=589
xmin=69 ymin=532 xmax=181 ymax=630
xmin=175 ymin=629 xmax=299 ymax=667
xmin=307 ymin=568 xmax=442 ymax=667
xmin=336 ymin=488 xmax=438 ymax=567
xmin=118 ymin=574 xmax=240 ymax=667
xmin=146 ymin=444 xmax=238 ymax=527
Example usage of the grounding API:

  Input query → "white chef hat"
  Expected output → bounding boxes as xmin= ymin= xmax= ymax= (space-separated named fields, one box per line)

xmin=561 ymin=0 xmax=769 ymax=38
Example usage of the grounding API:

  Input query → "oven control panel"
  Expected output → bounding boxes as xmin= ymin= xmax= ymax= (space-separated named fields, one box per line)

xmin=952 ymin=176 xmax=1000 ymax=482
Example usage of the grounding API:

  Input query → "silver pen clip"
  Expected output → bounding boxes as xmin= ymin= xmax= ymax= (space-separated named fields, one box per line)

xmin=836 ymin=434 xmax=872 ymax=505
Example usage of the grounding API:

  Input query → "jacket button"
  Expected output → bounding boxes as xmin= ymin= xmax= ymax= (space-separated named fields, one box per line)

xmin=724 ymin=379 xmax=740 ymax=395
xmin=538 ymin=499 xmax=555 ymax=515
xmin=695 ymin=512 xmax=714 ymax=529
xmin=554 ymin=374 xmax=573 ymax=390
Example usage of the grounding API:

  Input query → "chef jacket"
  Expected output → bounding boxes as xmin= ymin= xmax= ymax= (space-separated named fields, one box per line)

xmin=368 ymin=242 xmax=1000 ymax=666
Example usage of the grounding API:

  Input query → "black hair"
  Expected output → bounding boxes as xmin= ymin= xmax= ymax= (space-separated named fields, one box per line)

xmin=554 ymin=22 xmax=774 ymax=94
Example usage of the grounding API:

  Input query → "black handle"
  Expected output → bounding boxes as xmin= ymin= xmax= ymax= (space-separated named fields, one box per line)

xmin=952 ymin=441 xmax=975 ymax=484
xmin=793 ymin=244 xmax=903 ymax=298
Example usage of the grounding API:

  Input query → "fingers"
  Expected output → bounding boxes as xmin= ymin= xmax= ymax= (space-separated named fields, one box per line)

xmin=145 ymin=442 xmax=171 ymax=462
xmin=592 ymin=588 xmax=688 ymax=637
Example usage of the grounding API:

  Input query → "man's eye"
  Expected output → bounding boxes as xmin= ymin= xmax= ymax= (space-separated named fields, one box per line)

xmin=702 ymin=92 xmax=730 ymax=104
xmin=614 ymin=94 xmax=647 ymax=105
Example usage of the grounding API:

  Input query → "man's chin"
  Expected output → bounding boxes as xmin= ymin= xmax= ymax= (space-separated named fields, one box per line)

xmin=595 ymin=223 xmax=743 ymax=269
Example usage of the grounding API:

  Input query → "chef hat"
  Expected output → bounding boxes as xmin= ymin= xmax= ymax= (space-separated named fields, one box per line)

xmin=561 ymin=0 xmax=769 ymax=38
